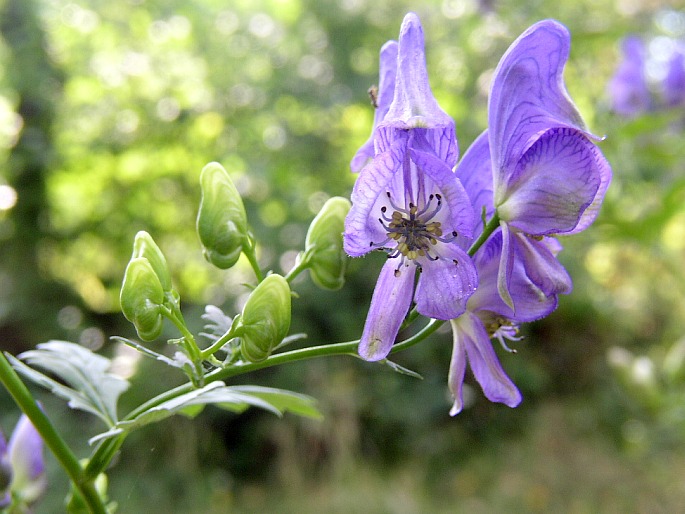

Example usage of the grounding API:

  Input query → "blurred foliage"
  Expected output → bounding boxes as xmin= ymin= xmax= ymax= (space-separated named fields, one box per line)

xmin=2 ymin=0 xmax=685 ymax=512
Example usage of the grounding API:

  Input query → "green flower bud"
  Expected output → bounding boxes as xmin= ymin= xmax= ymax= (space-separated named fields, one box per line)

xmin=120 ymin=257 xmax=165 ymax=341
xmin=304 ymin=197 xmax=351 ymax=290
xmin=132 ymin=231 xmax=172 ymax=292
xmin=197 ymin=162 xmax=248 ymax=270
xmin=239 ymin=274 xmax=291 ymax=362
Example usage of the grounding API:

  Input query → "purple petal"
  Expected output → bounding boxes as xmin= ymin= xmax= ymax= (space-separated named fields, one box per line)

xmin=350 ymin=40 xmax=399 ymax=173
xmin=377 ymin=13 xmax=457 ymax=165
xmin=469 ymin=231 xmax=558 ymax=321
xmin=608 ymin=36 xmax=651 ymax=116
xmin=414 ymin=244 xmax=477 ymax=319
xmin=455 ymin=130 xmax=494 ymax=234
xmin=490 ymin=20 xmax=591 ymax=199
xmin=344 ymin=139 xmax=404 ymax=256
xmin=457 ymin=312 xmax=522 ymax=408
xmin=664 ymin=47 xmax=685 ymax=107
xmin=358 ymin=259 xmax=415 ymax=361
xmin=516 ymin=232 xmax=572 ymax=296
xmin=566 ymin=137 xmax=612 ymax=234
xmin=497 ymin=222 xmax=515 ymax=310
xmin=497 ymin=127 xmax=602 ymax=235
xmin=8 ymin=415 xmax=46 ymax=503
xmin=448 ymin=319 xmax=468 ymax=415
xmin=410 ymin=147 xmax=475 ymax=239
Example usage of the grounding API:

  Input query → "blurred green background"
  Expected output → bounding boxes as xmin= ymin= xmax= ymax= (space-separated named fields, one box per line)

xmin=2 ymin=0 xmax=685 ymax=512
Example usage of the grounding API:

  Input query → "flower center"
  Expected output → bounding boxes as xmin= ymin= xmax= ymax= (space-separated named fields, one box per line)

xmin=485 ymin=317 xmax=522 ymax=353
xmin=370 ymin=192 xmax=458 ymax=274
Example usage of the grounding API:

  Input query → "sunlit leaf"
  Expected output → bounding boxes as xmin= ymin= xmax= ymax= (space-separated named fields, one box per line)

xmin=9 ymin=341 xmax=130 ymax=426
xmin=89 ymin=381 xmax=322 ymax=444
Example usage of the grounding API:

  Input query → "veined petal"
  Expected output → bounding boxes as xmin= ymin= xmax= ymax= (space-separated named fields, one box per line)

xmin=377 ymin=13 xmax=457 ymax=165
xmin=351 ymin=40 xmax=399 ymax=173
xmin=457 ymin=312 xmax=522 ymax=408
xmin=566 ymin=139 xmax=612 ymax=235
xmin=414 ymin=244 xmax=477 ymax=319
xmin=410 ymin=147 xmax=475 ymax=239
xmin=516 ymin=232 xmax=573 ymax=296
xmin=448 ymin=318 xmax=468 ymax=416
xmin=344 ymin=140 xmax=404 ymax=256
xmin=455 ymin=130 xmax=495 ymax=234
xmin=358 ymin=260 xmax=415 ymax=361
xmin=489 ymin=20 xmax=590 ymax=200
xmin=497 ymin=128 xmax=602 ymax=235
xmin=469 ymin=231 xmax=558 ymax=321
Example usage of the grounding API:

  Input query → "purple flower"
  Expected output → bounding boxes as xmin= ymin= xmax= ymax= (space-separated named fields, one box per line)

xmin=480 ymin=20 xmax=611 ymax=310
xmin=344 ymin=13 xmax=477 ymax=361
xmin=6 ymin=415 xmax=46 ymax=506
xmin=0 ymin=431 xmax=11 ymax=508
xmin=448 ymin=230 xmax=558 ymax=414
xmin=608 ymin=36 xmax=651 ymax=116
xmin=663 ymin=46 xmax=685 ymax=107
xmin=350 ymin=40 xmax=398 ymax=173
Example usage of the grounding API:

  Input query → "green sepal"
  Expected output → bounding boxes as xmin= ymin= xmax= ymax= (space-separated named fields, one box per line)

xmin=132 ymin=231 xmax=172 ymax=292
xmin=120 ymin=257 xmax=165 ymax=341
xmin=197 ymin=162 xmax=248 ymax=270
xmin=239 ymin=274 xmax=291 ymax=362
xmin=305 ymin=196 xmax=351 ymax=290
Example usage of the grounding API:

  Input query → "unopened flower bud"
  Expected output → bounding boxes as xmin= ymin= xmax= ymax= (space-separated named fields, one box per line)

xmin=239 ymin=274 xmax=291 ymax=362
xmin=197 ymin=162 xmax=248 ymax=270
xmin=120 ymin=257 xmax=165 ymax=341
xmin=132 ymin=231 xmax=172 ymax=292
xmin=305 ymin=197 xmax=350 ymax=290
xmin=8 ymin=415 xmax=46 ymax=506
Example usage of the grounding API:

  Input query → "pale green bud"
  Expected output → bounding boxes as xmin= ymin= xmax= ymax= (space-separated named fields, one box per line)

xmin=132 ymin=231 xmax=172 ymax=292
xmin=120 ymin=257 xmax=165 ymax=341
xmin=305 ymin=197 xmax=351 ymax=290
xmin=239 ymin=274 xmax=291 ymax=362
xmin=197 ymin=162 xmax=248 ymax=270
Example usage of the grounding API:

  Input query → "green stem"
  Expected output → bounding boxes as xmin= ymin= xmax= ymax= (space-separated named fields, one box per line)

xmin=87 ymin=212 xmax=505 ymax=480
xmin=163 ymin=303 xmax=204 ymax=385
xmin=284 ymin=251 xmax=311 ymax=283
xmin=468 ymin=212 xmax=500 ymax=257
xmin=0 ymin=352 xmax=108 ymax=514
xmin=243 ymin=233 xmax=264 ymax=283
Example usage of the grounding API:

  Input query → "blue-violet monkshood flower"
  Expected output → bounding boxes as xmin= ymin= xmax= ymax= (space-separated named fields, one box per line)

xmin=350 ymin=39 xmax=398 ymax=173
xmin=448 ymin=230 xmax=560 ymax=415
xmin=345 ymin=12 xmax=478 ymax=362
xmin=484 ymin=19 xmax=612 ymax=310
xmin=0 ymin=429 xmax=11 ymax=508
xmin=607 ymin=36 xmax=651 ymax=116
xmin=0 ymin=414 xmax=46 ymax=508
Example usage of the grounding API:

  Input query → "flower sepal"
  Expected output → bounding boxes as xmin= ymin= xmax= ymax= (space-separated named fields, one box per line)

xmin=197 ymin=162 xmax=249 ymax=270
xmin=237 ymin=274 xmax=292 ymax=363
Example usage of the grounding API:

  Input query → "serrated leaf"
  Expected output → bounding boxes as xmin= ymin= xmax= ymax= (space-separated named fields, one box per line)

xmin=11 ymin=341 xmax=129 ymax=426
xmin=89 ymin=382 xmax=322 ymax=444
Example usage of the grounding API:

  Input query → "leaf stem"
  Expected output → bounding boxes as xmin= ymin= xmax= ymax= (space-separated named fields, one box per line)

xmin=0 ymin=351 xmax=108 ymax=514
xmin=468 ymin=212 xmax=500 ymax=256
xmin=243 ymin=233 xmax=264 ymax=283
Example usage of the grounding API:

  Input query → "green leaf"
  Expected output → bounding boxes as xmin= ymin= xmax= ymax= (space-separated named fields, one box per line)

xmin=10 ymin=341 xmax=130 ymax=426
xmin=382 ymin=359 xmax=424 ymax=380
xmin=229 ymin=385 xmax=323 ymax=420
xmin=89 ymin=382 xmax=322 ymax=444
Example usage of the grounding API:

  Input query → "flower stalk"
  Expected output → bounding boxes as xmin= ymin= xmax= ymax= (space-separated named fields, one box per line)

xmin=0 ymin=352 xmax=108 ymax=514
